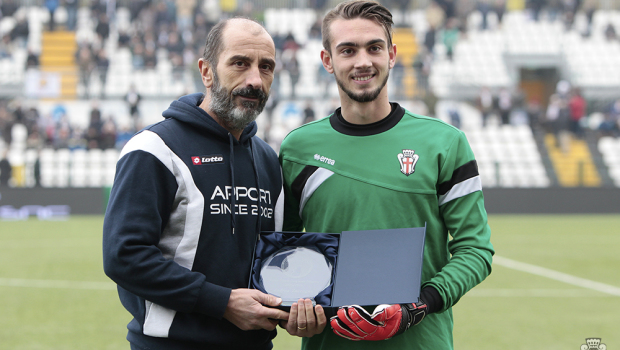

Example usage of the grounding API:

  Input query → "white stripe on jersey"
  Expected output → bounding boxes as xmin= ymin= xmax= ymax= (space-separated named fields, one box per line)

xmin=299 ymin=168 xmax=334 ymax=217
xmin=120 ymin=130 xmax=205 ymax=338
xmin=438 ymin=175 xmax=482 ymax=206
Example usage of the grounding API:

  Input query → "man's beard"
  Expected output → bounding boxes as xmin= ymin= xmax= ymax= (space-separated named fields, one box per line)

xmin=209 ymin=72 xmax=269 ymax=131
xmin=335 ymin=69 xmax=389 ymax=103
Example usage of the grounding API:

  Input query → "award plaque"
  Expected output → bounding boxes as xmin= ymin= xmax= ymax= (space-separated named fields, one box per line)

xmin=250 ymin=228 xmax=425 ymax=309
xmin=259 ymin=246 xmax=333 ymax=306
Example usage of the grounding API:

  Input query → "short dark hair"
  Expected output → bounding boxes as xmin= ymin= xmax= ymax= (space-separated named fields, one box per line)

xmin=202 ymin=17 xmax=266 ymax=69
xmin=322 ymin=0 xmax=394 ymax=54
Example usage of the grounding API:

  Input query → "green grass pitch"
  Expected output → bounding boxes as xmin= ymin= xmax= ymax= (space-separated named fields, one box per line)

xmin=0 ymin=215 xmax=618 ymax=349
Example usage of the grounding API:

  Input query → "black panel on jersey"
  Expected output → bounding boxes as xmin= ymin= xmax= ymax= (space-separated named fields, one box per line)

xmin=437 ymin=160 xmax=479 ymax=195
xmin=291 ymin=165 xmax=319 ymax=202
xmin=330 ymin=103 xmax=405 ymax=136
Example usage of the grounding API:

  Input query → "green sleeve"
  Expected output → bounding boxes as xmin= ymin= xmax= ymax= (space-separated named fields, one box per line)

xmin=424 ymin=131 xmax=494 ymax=312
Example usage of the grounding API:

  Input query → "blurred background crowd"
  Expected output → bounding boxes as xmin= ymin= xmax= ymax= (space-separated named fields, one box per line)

xmin=0 ymin=0 xmax=620 ymax=189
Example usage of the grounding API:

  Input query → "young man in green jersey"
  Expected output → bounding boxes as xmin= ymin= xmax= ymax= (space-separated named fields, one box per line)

xmin=278 ymin=1 xmax=495 ymax=349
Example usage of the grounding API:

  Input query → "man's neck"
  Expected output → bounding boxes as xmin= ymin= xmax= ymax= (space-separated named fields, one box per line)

xmin=339 ymin=92 xmax=392 ymax=125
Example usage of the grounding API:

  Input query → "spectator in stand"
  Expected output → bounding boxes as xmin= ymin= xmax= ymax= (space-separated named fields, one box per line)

xmin=436 ymin=0 xmax=457 ymax=21
xmin=0 ymin=0 xmax=18 ymax=17
xmin=85 ymin=126 xmax=100 ymax=149
xmin=282 ymin=33 xmax=300 ymax=52
xmin=426 ymin=1 xmax=445 ymax=32
xmin=582 ymin=0 xmax=597 ymax=36
xmin=118 ymin=30 xmax=131 ymax=48
xmin=9 ymin=14 xmax=29 ymax=48
xmin=497 ymin=87 xmax=512 ymax=125
xmin=143 ymin=46 xmax=158 ymax=69
xmin=26 ymin=50 xmax=40 ymax=68
xmin=192 ymin=12 xmax=210 ymax=51
xmin=448 ymin=104 xmax=462 ymax=129
xmin=96 ymin=49 xmax=110 ymax=97
xmin=285 ymin=51 xmax=300 ymax=99
xmin=53 ymin=123 xmax=72 ymax=149
xmin=76 ymin=45 xmax=95 ymax=99
xmin=45 ymin=0 xmax=59 ymax=31
xmin=546 ymin=94 xmax=570 ymax=150
xmin=526 ymin=97 xmax=543 ymax=131
xmin=26 ymin=129 xmax=45 ymax=150
xmin=89 ymin=101 xmax=103 ymax=134
xmin=0 ymin=105 xmax=15 ymax=145
xmin=154 ymin=1 xmax=173 ymax=32
xmin=0 ymin=35 xmax=13 ymax=59
xmin=67 ymin=126 xmax=86 ymax=150
xmin=132 ymin=42 xmax=145 ymax=69
xmin=167 ymin=30 xmax=185 ymax=55
xmin=477 ymin=87 xmax=494 ymax=127
xmin=604 ymin=23 xmax=617 ymax=41
xmin=100 ymin=117 xmax=117 ymax=149
xmin=176 ymin=0 xmax=196 ymax=31
xmin=568 ymin=87 xmax=586 ymax=138
xmin=547 ymin=0 xmax=562 ymax=21
xmin=598 ymin=99 xmax=620 ymax=137
xmin=303 ymin=101 xmax=316 ymax=124
xmin=441 ymin=17 xmax=459 ymax=61
xmin=125 ymin=84 xmax=141 ymax=130
xmin=494 ymin=0 xmax=506 ymax=27
xmin=528 ymin=0 xmax=545 ymax=21
xmin=115 ymin=124 xmax=133 ymax=150
xmin=65 ymin=0 xmax=78 ymax=31
xmin=309 ymin=17 xmax=322 ymax=40
xmin=477 ymin=0 xmax=492 ymax=30
xmin=95 ymin=13 xmax=111 ymax=46
xmin=0 ymin=151 xmax=11 ymax=187
xmin=424 ymin=24 xmax=437 ymax=56
xmin=413 ymin=48 xmax=432 ymax=97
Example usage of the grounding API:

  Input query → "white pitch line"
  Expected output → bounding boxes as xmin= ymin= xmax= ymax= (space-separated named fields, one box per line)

xmin=467 ymin=288 xmax=612 ymax=297
xmin=0 ymin=278 xmax=116 ymax=291
xmin=493 ymin=255 xmax=620 ymax=297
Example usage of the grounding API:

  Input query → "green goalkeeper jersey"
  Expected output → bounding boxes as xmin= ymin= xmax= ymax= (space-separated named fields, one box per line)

xmin=279 ymin=103 xmax=494 ymax=350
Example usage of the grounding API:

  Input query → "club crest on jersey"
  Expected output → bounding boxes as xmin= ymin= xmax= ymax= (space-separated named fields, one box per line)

xmin=398 ymin=149 xmax=419 ymax=176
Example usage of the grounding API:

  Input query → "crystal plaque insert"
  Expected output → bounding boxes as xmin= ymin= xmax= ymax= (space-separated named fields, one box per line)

xmin=259 ymin=246 xmax=333 ymax=306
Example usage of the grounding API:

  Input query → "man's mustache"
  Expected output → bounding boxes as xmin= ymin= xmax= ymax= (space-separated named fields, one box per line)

xmin=232 ymin=86 xmax=267 ymax=100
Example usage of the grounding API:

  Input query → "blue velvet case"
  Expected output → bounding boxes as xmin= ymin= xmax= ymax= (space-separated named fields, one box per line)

xmin=250 ymin=227 xmax=426 ymax=311
xmin=250 ymin=232 xmax=339 ymax=308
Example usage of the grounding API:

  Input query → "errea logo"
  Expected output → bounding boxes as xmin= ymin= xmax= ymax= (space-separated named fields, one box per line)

xmin=192 ymin=155 xmax=224 ymax=165
xmin=314 ymin=154 xmax=335 ymax=166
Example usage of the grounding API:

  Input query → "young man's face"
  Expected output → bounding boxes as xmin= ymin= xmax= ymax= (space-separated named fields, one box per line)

xmin=200 ymin=22 xmax=276 ymax=130
xmin=321 ymin=17 xmax=396 ymax=104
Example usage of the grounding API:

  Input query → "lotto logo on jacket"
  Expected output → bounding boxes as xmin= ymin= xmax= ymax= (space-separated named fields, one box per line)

xmin=192 ymin=155 xmax=224 ymax=164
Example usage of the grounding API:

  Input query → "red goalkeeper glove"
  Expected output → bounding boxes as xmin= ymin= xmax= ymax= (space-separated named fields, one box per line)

xmin=329 ymin=300 xmax=427 ymax=341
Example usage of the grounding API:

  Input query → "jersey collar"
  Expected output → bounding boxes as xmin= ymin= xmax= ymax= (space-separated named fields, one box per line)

xmin=330 ymin=102 xmax=405 ymax=136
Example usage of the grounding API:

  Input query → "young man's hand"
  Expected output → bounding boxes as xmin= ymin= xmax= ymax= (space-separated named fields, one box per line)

xmin=330 ymin=300 xmax=427 ymax=341
xmin=280 ymin=298 xmax=327 ymax=337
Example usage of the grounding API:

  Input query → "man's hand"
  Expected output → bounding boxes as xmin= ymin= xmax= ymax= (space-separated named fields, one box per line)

xmin=280 ymin=298 xmax=327 ymax=337
xmin=223 ymin=289 xmax=290 ymax=331
xmin=330 ymin=300 xmax=427 ymax=341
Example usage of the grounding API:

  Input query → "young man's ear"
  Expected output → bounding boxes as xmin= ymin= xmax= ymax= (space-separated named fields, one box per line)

xmin=388 ymin=44 xmax=397 ymax=69
xmin=320 ymin=49 xmax=334 ymax=74
xmin=198 ymin=58 xmax=214 ymax=88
